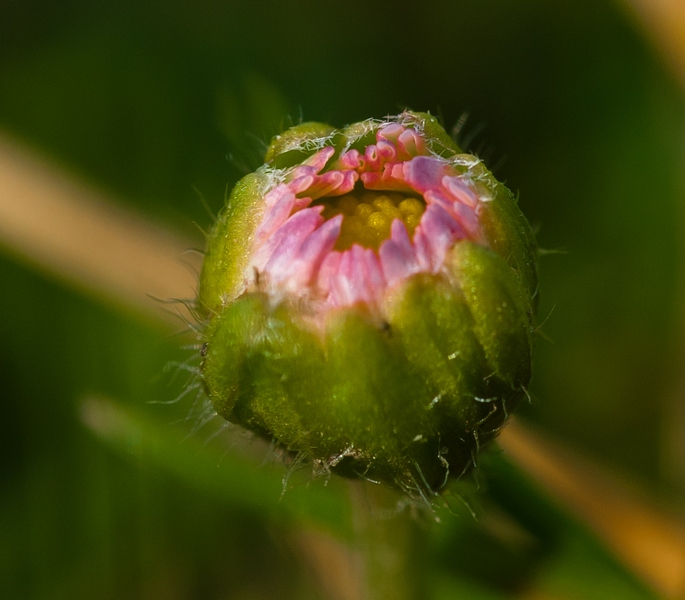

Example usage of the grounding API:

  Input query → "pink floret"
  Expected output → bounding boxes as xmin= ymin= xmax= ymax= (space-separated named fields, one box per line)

xmin=247 ymin=122 xmax=487 ymax=318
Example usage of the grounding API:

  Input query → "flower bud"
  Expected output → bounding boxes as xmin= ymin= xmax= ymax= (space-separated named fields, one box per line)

xmin=197 ymin=112 xmax=537 ymax=495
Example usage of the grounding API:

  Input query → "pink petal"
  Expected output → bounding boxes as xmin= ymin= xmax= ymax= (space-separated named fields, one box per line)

xmin=450 ymin=202 xmax=481 ymax=239
xmin=298 ymin=215 xmax=343 ymax=265
xmin=253 ymin=190 xmax=295 ymax=243
xmin=337 ymin=149 xmax=363 ymax=170
xmin=364 ymin=140 xmax=396 ymax=171
xmin=327 ymin=170 xmax=358 ymax=196
xmin=349 ymin=245 xmax=371 ymax=304
xmin=402 ymin=156 xmax=451 ymax=194
xmin=287 ymin=146 xmax=336 ymax=181
xmin=279 ymin=215 xmax=343 ymax=290
xmin=263 ymin=183 xmax=291 ymax=208
xmin=420 ymin=204 xmax=465 ymax=268
xmin=442 ymin=175 xmax=479 ymax=208
xmin=423 ymin=188 xmax=456 ymax=212
xmin=305 ymin=170 xmax=358 ymax=200
xmin=287 ymin=165 xmax=317 ymax=182
xmin=361 ymin=163 xmax=413 ymax=192
xmin=377 ymin=140 xmax=396 ymax=163
xmin=302 ymin=146 xmax=335 ymax=172
xmin=396 ymin=129 xmax=424 ymax=159
xmin=359 ymin=247 xmax=386 ymax=304
xmin=292 ymin=196 xmax=314 ymax=211
xmin=289 ymin=174 xmax=315 ymax=195
xmin=411 ymin=228 xmax=432 ymax=272
xmin=253 ymin=207 xmax=323 ymax=272
xmin=317 ymin=251 xmax=342 ymax=296
xmin=377 ymin=123 xmax=404 ymax=144
xmin=329 ymin=250 xmax=356 ymax=306
xmin=379 ymin=220 xmax=421 ymax=286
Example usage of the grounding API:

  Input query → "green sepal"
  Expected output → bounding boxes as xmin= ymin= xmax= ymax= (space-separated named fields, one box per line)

xmin=479 ymin=181 xmax=538 ymax=306
xmin=201 ymin=293 xmax=267 ymax=419
xmin=388 ymin=275 xmax=488 ymax=408
xmin=387 ymin=273 xmax=517 ymax=484
xmin=410 ymin=111 xmax=463 ymax=157
xmin=203 ymin=294 xmax=330 ymax=451
xmin=235 ymin=302 xmax=324 ymax=452
xmin=203 ymin=292 xmax=486 ymax=490
xmin=451 ymin=241 xmax=533 ymax=391
xmin=323 ymin=312 xmax=440 ymax=480
xmin=265 ymin=122 xmax=336 ymax=168
xmin=198 ymin=172 xmax=269 ymax=317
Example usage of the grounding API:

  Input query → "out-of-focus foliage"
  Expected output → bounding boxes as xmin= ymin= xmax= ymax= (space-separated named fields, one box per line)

xmin=0 ymin=0 xmax=683 ymax=598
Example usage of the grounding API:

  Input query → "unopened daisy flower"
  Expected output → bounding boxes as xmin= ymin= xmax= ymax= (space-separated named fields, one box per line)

xmin=198 ymin=111 xmax=537 ymax=496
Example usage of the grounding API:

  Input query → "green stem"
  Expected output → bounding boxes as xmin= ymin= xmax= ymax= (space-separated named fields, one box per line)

xmin=349 ymin=481 xmax=428 ymax=600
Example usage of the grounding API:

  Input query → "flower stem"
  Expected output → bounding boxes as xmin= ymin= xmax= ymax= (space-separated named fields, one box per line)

xmin=349 ymin=480 xmax=428 ymax=600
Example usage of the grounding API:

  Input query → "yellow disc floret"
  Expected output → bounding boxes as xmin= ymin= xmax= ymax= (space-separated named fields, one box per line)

xmin=318 ymin=190 xmax=425 ymax=251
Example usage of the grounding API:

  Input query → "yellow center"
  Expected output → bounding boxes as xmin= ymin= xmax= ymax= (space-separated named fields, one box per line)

xmin=318 ymin=190 xmax=425 ymax=251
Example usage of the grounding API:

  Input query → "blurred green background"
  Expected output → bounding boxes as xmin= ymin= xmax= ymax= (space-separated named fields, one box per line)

xmin=1 ymin=0 xmax=684 ymax=598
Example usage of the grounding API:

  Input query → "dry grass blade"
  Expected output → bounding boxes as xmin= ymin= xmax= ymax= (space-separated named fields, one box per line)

xmin=0 ymin=132 xmax=202 ymax=329
xmin=620 ymin=0 xmax=685 ymax=89
xmin=500 ymin=419 xmax=685 ymax=599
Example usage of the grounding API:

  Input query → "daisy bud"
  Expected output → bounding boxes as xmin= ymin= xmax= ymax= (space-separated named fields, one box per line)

xmin=198 ymin=112 xmax=537 ymax=495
